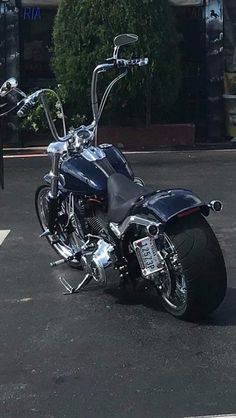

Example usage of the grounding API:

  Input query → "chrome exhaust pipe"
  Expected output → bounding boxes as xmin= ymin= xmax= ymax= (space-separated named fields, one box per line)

xmin=109 ymin=216 xmax=160 ymax=239
xmin=208 ymin=200 xmax=223 ymax=212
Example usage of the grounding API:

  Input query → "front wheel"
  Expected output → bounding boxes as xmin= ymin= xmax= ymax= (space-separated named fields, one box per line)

xmin=35 ymin=185 xmax=84 ymax=268
xmin=158 ymin=214 xmax=227 ymax=320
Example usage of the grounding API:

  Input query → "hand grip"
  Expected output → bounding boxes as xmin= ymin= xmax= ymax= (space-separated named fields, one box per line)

xmin=116 ymin=58 xmax=149 ymax=68
xmin=129 ymin=58 xmax=149 ymax=67
xmin=17 ymin=91 xmax=41 ymax=118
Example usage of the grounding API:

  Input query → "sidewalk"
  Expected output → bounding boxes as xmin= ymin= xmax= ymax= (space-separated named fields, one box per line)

xmin=3 ymin=141 xmax=236 ymax=156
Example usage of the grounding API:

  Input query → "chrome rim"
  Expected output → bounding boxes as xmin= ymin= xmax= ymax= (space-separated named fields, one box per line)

xmin=37 ymin=187 xmax=84 ymax=262
xmin=159 ymin=234 xmax=187 ymax=312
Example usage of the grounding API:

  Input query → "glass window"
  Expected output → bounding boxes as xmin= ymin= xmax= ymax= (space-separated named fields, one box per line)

xmin=20 ymin=4 xmax=57 ymax=83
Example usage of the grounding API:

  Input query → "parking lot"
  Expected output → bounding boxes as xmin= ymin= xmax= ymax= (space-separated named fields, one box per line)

xmin=0 ymin=150 xmax=236 ymax=418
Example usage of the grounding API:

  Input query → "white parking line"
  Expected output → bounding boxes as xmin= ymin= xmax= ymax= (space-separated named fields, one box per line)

xmin=184 ymin=415 xmax=236 ymax=418
xmin=0 ymin=230 xmax=10 ymax=246
xmin=4 ymin=154 xmax=46 ymax=159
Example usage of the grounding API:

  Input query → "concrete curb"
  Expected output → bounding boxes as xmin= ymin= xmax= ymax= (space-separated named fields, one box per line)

xmin=3 ymin=142 xmax=236 ymax=156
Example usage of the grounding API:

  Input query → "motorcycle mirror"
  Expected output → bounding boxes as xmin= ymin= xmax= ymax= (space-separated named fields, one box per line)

xmin=113 ymin=34 xmax=138 ymax=60
xmin=0 ymin=77 xmax=18 ymax=98
xmin=114 ymin=33 xmax=138 ymax=48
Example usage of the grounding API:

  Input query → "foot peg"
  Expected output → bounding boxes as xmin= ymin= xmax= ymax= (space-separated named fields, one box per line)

xmin=50 ymin=255 xmax=74 ymax=267
xmin=50 ymin=251 xmax=81 ymax=268
xmin=59 ymin=274 xmax=92 ymax=295
xmin=40 ymin=230 xmax=59 ymax=244
xmin=40 ymin=229 xmax=51 ymax=238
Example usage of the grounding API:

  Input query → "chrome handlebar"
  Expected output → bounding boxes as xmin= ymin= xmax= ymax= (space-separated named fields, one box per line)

xmin=1 ymin=51 xmax=148 ymax=145
xmin=91 ymin=57 xmax=148 ymax=142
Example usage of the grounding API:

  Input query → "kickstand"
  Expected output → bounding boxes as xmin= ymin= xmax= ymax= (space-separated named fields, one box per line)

xmin=59 ymin=274 xmax=92 ymax=295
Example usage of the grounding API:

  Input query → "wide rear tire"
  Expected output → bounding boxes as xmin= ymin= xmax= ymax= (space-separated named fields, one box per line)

xmin=160 ymin=214 xmax=227 ymax=320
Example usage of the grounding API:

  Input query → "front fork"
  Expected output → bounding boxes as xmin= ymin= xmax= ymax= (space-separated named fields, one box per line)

xmin=49 ymin=150 xmax=61 ymax=199
xmin=42 ymin=151 xmax=61 ymax=236
xmin=47 ymin=196 xmax=59 ymax=233
xmin=49 ymin=151 xmax=61 ymax=233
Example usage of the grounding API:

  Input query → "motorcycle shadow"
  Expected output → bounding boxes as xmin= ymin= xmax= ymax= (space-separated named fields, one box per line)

xmin=203 ymin=287 xmax=236 ymax=327
xmin=105 ymin=287 xmax=236 ymax=326
xmin=104 ymin=285 xmax=164 ymax=313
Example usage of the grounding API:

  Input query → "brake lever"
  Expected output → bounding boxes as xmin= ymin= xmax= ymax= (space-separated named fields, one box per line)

xmin=14 ymin=88 xmax=27 ymax=98
xmin=105 ymin=57 xmax=116 ymax=64
xmin=0 ymin=99 xmax=24 ymax=117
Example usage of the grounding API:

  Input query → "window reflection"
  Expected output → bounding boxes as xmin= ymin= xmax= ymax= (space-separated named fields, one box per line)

xmin=21 ymin=6 xmax=56 ymax=81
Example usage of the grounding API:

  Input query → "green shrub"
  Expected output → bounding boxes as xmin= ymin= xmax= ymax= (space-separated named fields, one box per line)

xmin=20 ymin=86 xmax=86 ymax=133
xmin=52 ymin=0 xmax=181 ymax=126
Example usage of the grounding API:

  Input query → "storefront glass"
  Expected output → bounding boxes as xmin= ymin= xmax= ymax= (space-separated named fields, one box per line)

xmin=205 ymin=0 xmax=224 ymax=141
xmin=20 ymin=2 xmax=57 ymax=86
xmin=223 ymin=0 xmax=236 ymax=138
xmin=173 ymin=5 xmax=206 ymax=139
xmin=0 ymin=0 xmax=20 ymax=145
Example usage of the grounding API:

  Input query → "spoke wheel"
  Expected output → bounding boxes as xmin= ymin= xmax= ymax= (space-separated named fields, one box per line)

xmin=35 ymin=185 xmax=84 ymax=268
xmin=157 ymin=234 xmax=188 ymax=313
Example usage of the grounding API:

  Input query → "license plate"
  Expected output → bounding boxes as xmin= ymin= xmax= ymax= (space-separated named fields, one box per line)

xmin=133 ymin=236 xmax=164 ymax=277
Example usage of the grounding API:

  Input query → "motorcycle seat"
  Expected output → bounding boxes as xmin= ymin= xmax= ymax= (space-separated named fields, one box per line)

xmin=107 ymin=173 xmax=151 ymax=224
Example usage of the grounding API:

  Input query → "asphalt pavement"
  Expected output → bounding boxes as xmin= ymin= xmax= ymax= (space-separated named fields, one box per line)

xmin=0 ymin=150 xmax=236 ymax=418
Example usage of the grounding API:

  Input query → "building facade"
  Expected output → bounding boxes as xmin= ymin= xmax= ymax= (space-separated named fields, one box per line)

xmin=0 ymin=0 xmax=57 ymax=145
xmin=0 ymin=0 xmax=233 ymax=146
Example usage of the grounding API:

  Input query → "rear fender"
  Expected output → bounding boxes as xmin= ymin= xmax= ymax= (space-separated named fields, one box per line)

xmin=132 ymin=189 xmax=209 ymax=224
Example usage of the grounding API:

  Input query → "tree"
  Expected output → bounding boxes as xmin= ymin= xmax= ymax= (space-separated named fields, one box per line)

xmin=52 ymin=0 xmax=181 ymax=126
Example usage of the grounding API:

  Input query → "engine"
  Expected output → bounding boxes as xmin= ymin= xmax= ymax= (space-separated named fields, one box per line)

xmin=81 ymin=238 xmax=116 ymax=286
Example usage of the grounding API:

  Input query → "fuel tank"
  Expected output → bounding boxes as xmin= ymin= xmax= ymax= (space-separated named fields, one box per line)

xmin=60 ymin=144 xmax=134 ymax=196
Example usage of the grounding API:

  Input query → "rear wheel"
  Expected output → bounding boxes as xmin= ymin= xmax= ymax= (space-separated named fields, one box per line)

xmin=158 ymin=214 xmax=227 ymax=320
xmin=35 ymin=185 xmax=84 ymax=268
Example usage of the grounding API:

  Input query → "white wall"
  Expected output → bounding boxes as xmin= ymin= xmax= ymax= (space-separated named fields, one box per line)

xmin=21 ymin=0 xmax=58 ymax=6
xmin=170 ymin=0 xmax=202 ymax=4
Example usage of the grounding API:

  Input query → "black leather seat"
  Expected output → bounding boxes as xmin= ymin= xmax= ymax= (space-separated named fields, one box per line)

xmin=107 ymin=173 xmax=151 ymax=223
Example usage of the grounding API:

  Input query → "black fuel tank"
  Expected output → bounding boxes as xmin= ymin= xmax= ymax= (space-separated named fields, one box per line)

xmin=60 ymin=144 xmax=134 ymax=196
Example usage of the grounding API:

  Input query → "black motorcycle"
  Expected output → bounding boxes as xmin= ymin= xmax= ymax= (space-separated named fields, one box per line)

xmin=0 ymin=34 xmax=227 ymax=320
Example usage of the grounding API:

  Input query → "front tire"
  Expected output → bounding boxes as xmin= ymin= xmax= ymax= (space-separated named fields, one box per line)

xmin=160 ymin=214 xmax=227 ymax=320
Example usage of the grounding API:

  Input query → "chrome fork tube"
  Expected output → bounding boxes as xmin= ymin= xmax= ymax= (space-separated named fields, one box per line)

xmin=49 ymin=152 xmax=61 ymax=198
xmin=91 ymin=63 xmax=115 ymax=145
xmin=91 ymin=67 xmax=99 ymax=126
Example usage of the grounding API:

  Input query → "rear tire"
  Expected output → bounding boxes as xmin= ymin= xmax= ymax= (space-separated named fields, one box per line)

xmin=160 ymin=214 xmax=227 ymax=320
